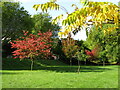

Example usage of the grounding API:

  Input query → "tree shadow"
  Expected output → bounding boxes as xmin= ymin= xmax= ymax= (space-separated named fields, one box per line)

xmin=2 ymin=65 xmax=112 ymax=73
xmin=2 ymin=58 xmax=113 ymax=73
xmin=1 ymin=72 xmax=21 ymax=75
xmin=35 ymin=66 xmax=112 ymax=73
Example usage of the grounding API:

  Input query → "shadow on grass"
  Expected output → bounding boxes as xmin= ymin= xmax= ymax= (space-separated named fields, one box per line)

xmin=2 ymin=65 xmax=112 ymax=73
xmin=1 ymin=72 xmax=20 ymax=75
xmin=36 ymin=66 xmax=112 ymax=73
xmin=2 ymin=58 xmax=112 ymax=73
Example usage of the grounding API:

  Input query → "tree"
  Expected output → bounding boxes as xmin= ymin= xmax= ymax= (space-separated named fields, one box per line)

xmin=33 ymin=0 xmax=119 ymax=37
xmin=32 ymin=13 xmax=61 ymax=54
xmin=62 ymin=34 xmax=79 ymax=65
xmin=10 ymin=31 xmax=53 ymax=70
xmin=85 ymin=24 xmax=119 ymax=65
xmin=76 ymin=50 xmax=87 ymax=73
xmin=33 ymin=0 xmax=119 ymax=65
xmin=101 ymin=24 xmax=119 ymax=65
xmin=32 ymin=12 xmax=60 ymax=34
xmin=2 ymin=2 xmax=34 ymax=44
xmin=85 ymin=45 xmax=100 ymax=61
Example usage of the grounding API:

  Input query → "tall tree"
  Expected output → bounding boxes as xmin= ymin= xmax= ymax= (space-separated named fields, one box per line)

xmin=32 ymin=13 xmax=60 ymax=37
xmin=85 ymin=24 xmax=119 ymax=65
xmin=2 ymin=2 xmax=34 ymax=44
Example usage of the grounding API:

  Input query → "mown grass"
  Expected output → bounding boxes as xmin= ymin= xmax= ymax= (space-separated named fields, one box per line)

xmin=1 ymin=58 xmax=118 ymax=88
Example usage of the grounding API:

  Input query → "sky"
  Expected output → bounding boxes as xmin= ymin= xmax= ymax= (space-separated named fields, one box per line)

xmin=15 ymin=0 xmax=119 ymax=40
xmin=16 ymin=0 xmax=119 ymax=18
xmin=16 ymin=0 xmax=82 ymax=19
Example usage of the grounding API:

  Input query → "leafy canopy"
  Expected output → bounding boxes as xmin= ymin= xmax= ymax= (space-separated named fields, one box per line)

xmin=32 ymin=12 xmax=60 ymax=34
xmin=33 ymin=0 xmax=119 ymax=37
xmin=62 ymin=36 xmax=79 ymax=59
xmin=85 ymin=24 xmax=119 ymax=63
xmin=2 ymin=2 xmax=33 ymax=43
xmin=10 ymin=31 xmax=53 ymax=60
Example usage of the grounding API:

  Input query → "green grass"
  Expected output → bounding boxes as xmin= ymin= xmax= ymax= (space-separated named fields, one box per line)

xmin=1 ymin=58 xmax=118 ymax=88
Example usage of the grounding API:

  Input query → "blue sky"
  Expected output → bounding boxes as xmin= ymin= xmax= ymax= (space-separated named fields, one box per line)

xmin=17 ymin=0 xmax=119 ymax=19
xmin=19 ymin=0 xmax=82 ymax=18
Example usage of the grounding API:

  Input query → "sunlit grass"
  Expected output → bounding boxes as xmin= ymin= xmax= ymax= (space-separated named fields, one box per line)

xmin=2 ymin=58 xmax=118 ymax=88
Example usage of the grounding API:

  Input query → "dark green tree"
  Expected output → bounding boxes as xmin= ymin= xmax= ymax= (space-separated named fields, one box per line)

xmin=32 ymin=13 xmax=60 ymax=37
xmin=2 ymin=2 xmax=34 ymax=44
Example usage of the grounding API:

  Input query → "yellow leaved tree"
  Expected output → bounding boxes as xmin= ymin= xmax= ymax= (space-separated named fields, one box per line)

xmin=33 ymin=0 xmax=119 ymax=37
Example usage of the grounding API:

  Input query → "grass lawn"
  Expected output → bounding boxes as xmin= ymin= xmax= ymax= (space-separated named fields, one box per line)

xmin=1 ymin=58 xmax=118 ymax=88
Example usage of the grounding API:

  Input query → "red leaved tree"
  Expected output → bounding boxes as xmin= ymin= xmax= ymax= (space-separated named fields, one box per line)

xmin=10 ymin=31 xmax=52 ymax=70
xmin=85 ymin=45 xmax=100 ymax=60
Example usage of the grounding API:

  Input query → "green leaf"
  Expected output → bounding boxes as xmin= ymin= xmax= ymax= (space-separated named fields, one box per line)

xmin=80 ymin=0 xmax=88 ymax=6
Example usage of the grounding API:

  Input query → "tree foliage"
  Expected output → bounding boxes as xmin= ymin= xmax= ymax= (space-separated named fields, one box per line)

xmin=10 ymin=31 xmax=52 ymax=59
xmin=85 ymin=45 xmax=100 ymax=60
xmin=33 ymin=1 xmax=60 ymax=12
xmin=32 ymin=13 xmax=60 ymax=35
xmin=85 ymin=24 xmax=119 ymax=64
xmin=62 ymin=35 xmax=79 ymax=65
xmin=10 ymin=31 xmax=53 ymax=70
xmin=2 ymin=2 xmax=34 ymax=43
xmin=33 ymin=0 xmax=119 ymax=37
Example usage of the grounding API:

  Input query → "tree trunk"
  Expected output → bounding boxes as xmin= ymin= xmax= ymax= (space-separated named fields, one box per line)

xmin=70 ymin=58 xmax=72 ymax=66
xmin=85 ymin=59 xmax=86 ymax=65
xmin=103 ymin=60 xmax=105 ymax=66
xmin=31 ymin=59 xmax=34 ymax=70
xmin=77 ymin=60 xmax=80 ymax=73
